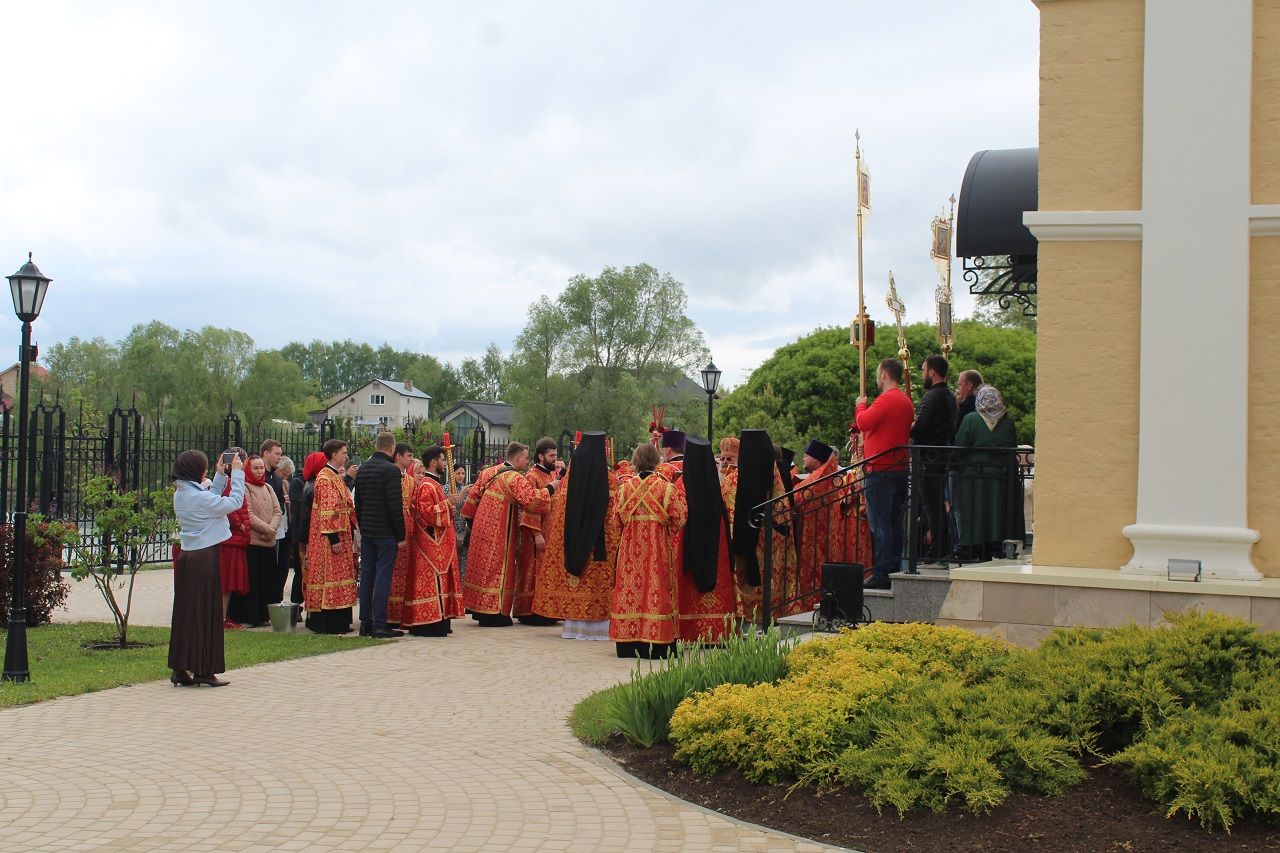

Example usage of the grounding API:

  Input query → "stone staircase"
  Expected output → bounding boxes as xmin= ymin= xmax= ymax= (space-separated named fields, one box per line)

xmin=777 ymin=567 xmax=953 ymax=636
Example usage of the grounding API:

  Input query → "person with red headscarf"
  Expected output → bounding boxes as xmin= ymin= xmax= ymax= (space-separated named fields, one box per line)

xmin=229 ymin=454 xmax=283 ymax=627
xmin=219 ymin=448 xmax=250 ymax=630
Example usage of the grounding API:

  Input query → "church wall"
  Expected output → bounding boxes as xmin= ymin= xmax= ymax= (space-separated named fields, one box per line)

xmin=1033 ymin=241 xmax=1141 ymax=569
xmin=1250 ymin=238 xmax=1280 ymax=577
xmin=1254 ymin=0 xmax=1280 ymax=204
xmin=1032 ymin=0 xmax=1145 ymax=570
xmin=1037 ymin=0 xmax=1145 ymax=211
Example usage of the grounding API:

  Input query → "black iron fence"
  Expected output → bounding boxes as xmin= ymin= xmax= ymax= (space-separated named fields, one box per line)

xmin=0 ymin=402 xmax=537 ymax=564
xmin=754 ymin=443 xmax=1034 ymax=626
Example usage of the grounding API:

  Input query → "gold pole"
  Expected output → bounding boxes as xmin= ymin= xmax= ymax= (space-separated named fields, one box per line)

xmin=855 ymin=130 xmax=867 ymax=399
xmin=943 ymin=193 xmax=956 ymax=359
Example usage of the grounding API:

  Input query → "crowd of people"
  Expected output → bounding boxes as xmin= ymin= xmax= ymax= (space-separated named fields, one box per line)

xmin=165 ymin=353 xmax=1027 ymax=682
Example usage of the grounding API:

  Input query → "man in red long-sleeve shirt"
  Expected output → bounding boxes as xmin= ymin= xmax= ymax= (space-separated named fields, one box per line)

xmin=854 ymin=358 xmax=914 ymax=589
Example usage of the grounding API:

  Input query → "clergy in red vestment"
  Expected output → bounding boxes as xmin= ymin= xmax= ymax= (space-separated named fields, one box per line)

xmin=305 ymin=439 xmax=357 ymax=635
xmin=401 ymin=446 xmax=465 ymax=636
xmin=786 ymin=439 xmax=847 ymax=616
xmin=514 ymin=437 xmax=561 ymax=625
xmin=610 ymin=443 xmax=688 ymax=658
xmin=676 ymin=437 xmax=736 ymax=643
xmin=386 ymin=443 xmax=416 ymax=627
xmin=462 ymin=442 xmax=552 ymax=627
xmin=534 ymin=432 xmax=619 ymax=641
xmin=656 ymin=430 xmax=686 ymax=483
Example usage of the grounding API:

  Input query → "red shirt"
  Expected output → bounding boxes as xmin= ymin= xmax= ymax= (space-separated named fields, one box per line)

xmin=854 ymin=388 xmax=914 ymax=471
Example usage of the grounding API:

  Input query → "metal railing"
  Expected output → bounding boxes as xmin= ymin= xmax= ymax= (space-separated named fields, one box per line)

xmin=751 ymin=444 xmax=1034 ymax=625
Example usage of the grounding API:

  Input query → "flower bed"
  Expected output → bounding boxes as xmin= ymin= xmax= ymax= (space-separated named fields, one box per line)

xmin=575 ymin=613 xmax=1280 ymax=842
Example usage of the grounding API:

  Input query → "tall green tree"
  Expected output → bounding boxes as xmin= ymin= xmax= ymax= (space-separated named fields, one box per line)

xmin=718 ymin=319 xmax=1037 ymax=448
xmin=118 ymin=321 xmax=181 ymax=420
xmin=238 ymin=351 xmax=320 ymax=428
xmin=503 ymin=264 xmax=710 ymax=442
xmin=42 ymin=336 xmax=123 ymax=415
xmin=168 ymin=327 xmax=256 ymax=426
xmin=506 ymin=296 xmax=574 ymax=440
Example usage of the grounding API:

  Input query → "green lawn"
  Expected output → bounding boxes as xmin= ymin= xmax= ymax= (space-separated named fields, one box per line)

xmin=0 ymin=622 xmax=385 ymax=708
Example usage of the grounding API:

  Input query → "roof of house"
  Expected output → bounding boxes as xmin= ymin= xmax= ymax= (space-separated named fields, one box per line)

xmin=373 ymin=378 xmax=431 ymax=400
xmin=656 ymin=374 xmax=707 ymax=403
xmin=440 ymin=400 xmax=514 ymax=428
xmin=320 ymin=378 xmax=431 ymax=413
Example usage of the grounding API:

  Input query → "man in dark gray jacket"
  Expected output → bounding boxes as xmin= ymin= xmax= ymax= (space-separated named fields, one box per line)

xmin=355 ymin=431 xmax=407 ymax=638
xmin=911 ymin=356 xmax=959 ymax=562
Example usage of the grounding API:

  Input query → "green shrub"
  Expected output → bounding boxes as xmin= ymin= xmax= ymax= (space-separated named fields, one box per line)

xmin=1110 ymin=668 xmax=1280 ymax=832
xmin=665 ymin=613 xmax=1280 ymax=831
xmin=591 ymin=625 xmax=792 ymax=748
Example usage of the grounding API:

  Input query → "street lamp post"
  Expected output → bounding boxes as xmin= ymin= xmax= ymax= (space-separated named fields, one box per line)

xmin=700 ymin=359 xmax=721 ymax=440
xmin=3 ymin=253 xmax=52 ymax=683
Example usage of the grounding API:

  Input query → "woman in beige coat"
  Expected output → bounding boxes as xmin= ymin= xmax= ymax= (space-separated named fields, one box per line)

xmin=227 ymin=454 xmax=283 ymax=627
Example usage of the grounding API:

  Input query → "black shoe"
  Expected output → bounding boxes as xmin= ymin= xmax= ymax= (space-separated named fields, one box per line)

xmin=192 ymin=674 xmax=230 ymax=687
xmin=863 ymin=577 xmax=891 ymax=590
xmin=359 ymin=624 xmax=372 ymax=637
xmin=170 ymin=669 xmax=195 ymax=687
xmin=371 ymin=628 xmax=405 ymax=639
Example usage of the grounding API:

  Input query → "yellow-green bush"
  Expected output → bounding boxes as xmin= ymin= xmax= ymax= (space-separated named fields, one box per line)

xmin=665 ymin=614 xmax=1280 ymax=831
xmin=670 ymin=624 xmax=1013 ymax=785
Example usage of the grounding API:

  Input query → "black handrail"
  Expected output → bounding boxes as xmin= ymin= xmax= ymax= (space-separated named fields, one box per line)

xmin=748 ymin=443 xmax=1034 ymax=626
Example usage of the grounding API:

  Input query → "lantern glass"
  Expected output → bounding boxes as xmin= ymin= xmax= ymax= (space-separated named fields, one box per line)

xmin=700 ymin=360 xmax=721 ymax=395
xmin=7 ymin=256 xmax=51 ymax=321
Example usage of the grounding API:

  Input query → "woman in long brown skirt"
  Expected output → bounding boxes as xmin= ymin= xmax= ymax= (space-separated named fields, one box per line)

xmin=170 ymin=449 xmax=247 ymax=687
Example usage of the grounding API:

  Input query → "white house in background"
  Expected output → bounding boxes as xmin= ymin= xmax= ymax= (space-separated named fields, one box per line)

xmin=310 ymin=379 xmax=431 ymax=430
xmin=437 ymin=400 xmax=515 ymax=447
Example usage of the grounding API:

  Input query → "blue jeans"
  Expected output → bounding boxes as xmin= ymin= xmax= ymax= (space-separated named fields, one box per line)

xmin=359 ymin=536 xmax=399 ymax=631
xmin=865 ymin=471 xmax=908 ymax=581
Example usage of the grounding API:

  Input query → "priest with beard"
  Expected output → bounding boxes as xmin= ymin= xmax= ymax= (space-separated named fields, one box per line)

xmin=533 ymin=432 xmax=620 ymax=641
xmin=402 ymin=447 xmax=465 ymax=637
xmin=514 ymin=437 xmax=561 ymax=626
xmin=675 ymin=437 xmax=736 ymax=643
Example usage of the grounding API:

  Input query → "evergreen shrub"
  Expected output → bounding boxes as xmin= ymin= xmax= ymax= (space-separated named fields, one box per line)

xmin=662 ymin=614 xmax=1280 ymax=831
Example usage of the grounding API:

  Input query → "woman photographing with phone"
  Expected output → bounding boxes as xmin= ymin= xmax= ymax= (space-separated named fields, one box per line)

xmin=169 ymin=448 xmax=246 ymax=688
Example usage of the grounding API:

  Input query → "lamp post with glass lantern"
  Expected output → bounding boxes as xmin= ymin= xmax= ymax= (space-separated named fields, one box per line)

xmin=700 ymin=359 xmax=722 ymax=440
xmin=2 ymin=253 xmax=52 ymax=683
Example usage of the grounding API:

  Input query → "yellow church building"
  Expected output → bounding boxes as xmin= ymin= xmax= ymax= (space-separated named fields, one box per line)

xmin=938 ymin=0 xmax=1280 ymax=642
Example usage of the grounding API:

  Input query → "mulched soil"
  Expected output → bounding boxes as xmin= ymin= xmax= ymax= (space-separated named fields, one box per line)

xmin=602 ymin=740 xmax=1280 ymax=853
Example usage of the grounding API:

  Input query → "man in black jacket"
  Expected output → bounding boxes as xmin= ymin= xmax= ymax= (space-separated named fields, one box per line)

xmin=355 ymin=431 xmax=407 ymax=638
xmin=956 ymin=369 xmax=983 ymax=424
xmin=911 ymin=356 xmax=959 ymax=561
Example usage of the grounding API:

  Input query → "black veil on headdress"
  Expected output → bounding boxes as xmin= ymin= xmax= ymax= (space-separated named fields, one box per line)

xmin=563 ymin=432 xmax=609 ymax=576
xmin=732 ymin=429 xmax=776 ymax=586
xmin=682 ymin=437 xmax=727 ymax=594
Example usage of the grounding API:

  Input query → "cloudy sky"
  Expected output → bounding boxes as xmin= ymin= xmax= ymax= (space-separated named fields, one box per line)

xmin=0 ymin=2 xmax=1039 ymax=386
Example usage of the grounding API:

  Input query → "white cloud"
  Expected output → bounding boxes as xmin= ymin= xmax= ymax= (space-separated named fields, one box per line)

xmin=0 ymin=0 xmax=1039 ymax=384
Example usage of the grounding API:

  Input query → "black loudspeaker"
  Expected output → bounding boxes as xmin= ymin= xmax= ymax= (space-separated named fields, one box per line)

xmin=819 ymin=562 xmax=865 ymax=627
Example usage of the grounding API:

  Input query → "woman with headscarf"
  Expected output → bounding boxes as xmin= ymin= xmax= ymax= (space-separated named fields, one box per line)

xmin=610 ymin=442 xmax=687 ymax=659
xmin=228 ymin=454 xmax=282 ymax=627
xmin=169 ymin=449 xmax=245 ymax=688
xmin=533 ymin=432 xmax=620 ymax=641
xmin=954 ymin=385 xmax=1025 ymax=560
xmin=219 ymin=448 xmax=251 ymax=630
xmin=676 ymin=437 xmax=736 ymax=643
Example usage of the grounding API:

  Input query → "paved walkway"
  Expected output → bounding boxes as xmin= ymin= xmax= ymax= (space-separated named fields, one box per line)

xmin=0 ymin=571 xmax=842 ymax=852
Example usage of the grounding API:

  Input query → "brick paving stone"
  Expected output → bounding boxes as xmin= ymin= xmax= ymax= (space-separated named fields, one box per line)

xmin=0 ymin=569 xmax=855 ymax=852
